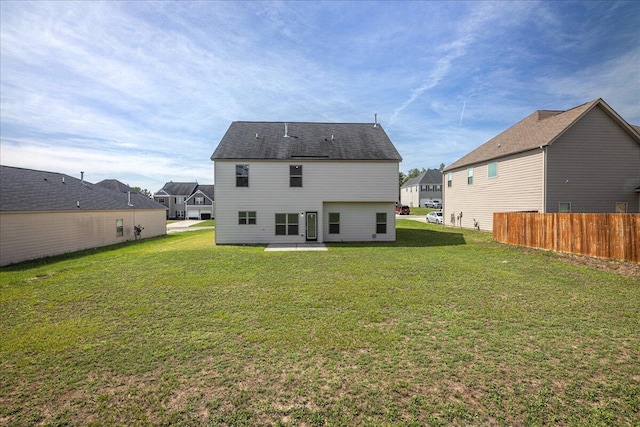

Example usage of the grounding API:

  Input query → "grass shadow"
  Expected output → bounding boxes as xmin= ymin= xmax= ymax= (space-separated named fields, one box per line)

xmin=0 ymin=234 xmax=176 ymax=271
xmin=329 ymin=226 xmax=466 ymax=248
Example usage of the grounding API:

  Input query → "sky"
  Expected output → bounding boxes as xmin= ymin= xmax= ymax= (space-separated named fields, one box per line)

xmin=1 ymin=1 xmax=639 ymax=193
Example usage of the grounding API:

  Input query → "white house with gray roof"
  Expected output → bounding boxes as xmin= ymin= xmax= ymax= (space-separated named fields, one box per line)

xmin=0 ymin=165 xmax=167 ymax=266
xmin=442 ymin=98 xmax=640 ymax=231
xmin=400 ymin=169 xmax=443 ymax=208
xmin=210 ymin=121 xmax=402 ymax=244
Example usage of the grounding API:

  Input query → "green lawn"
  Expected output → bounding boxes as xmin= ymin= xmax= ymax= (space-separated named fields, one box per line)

xmin=1 ymin=221 xmax=638 ymax=426
xmin=190 ymin=219 xmax=215 ymax=227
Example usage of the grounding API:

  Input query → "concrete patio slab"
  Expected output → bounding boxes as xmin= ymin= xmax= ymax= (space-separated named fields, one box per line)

xmin=265 ymin=243 xmax=328 ymax=252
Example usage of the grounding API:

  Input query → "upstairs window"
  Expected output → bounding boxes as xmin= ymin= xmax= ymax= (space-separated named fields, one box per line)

xmin=239 ymin=211 xmax=256 ymax=225
xmin=175 ymin=196 xmax=184 ymax=204
xmin=488 ymin=162 xmax=498 ymax=178
xmin=236 ymin=164 xmax=249 ymax=187
xmin=558 ymin=202 xmax=571 ymax=213
xmin=467 ymin=168 xmax=474 ymax=185
xmin=290 ymin=165 xmax=302 ymax=187
xmin=195 ymin=196 xmax=204 ymax=205
xmin=447 ymin=172 xmax=452 ymax=187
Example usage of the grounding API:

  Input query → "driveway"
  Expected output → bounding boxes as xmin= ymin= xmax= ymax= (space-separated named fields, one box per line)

xmin=167 ymin=220 xmax=214 ymax=233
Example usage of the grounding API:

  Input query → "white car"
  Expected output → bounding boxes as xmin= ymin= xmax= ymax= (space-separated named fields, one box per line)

xmin=426 ymin=211 xmax=443 ymax=224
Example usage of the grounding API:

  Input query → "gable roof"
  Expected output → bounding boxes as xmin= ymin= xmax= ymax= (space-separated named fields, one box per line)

xmin=155 ymin=181 xmax=198 ymax=197
xmin=96 ymin=179 xmax=136 ymax=193
xmin=401 ymin=169 xmax=443 ymax=188
xmin=0 ymin=165 xmax=167 ymax=212
xmin=185 ymin=185 xmax=215 ymax=202
xmin=211 ymin=121 xmax=402 ymax=161
xmin=444 ymin=98 xmax=640 ymax=171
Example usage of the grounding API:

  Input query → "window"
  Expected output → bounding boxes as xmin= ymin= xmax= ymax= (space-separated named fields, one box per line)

xmin=447 ymin=172 xmax=452 ymax=187
xmin=195 ymin=196 xmax=204 ymax=205
xmin=175 ymin=197 xmax=184 ymax=204
xmin=467 ymin=167 xmax=474 ymax=185
xmin=158 ymin=198 xmax=165 ymax=203
xmin=239 ymin=211 xmax=256 ymax=225
xmin=116 ymin=219 xmax=123 ymax=237
xmin=376 ymin=212 xmax=387 ymax=234
xmin=615 ymin=202 xmax=628 ymax=213
xmin=236 ymin=164 xmax=249 ymax=187
xmin=275 ymin=213 xmax=299 ymax=235
xmin=329 ymin=213 xmax=340 ymax=234
xmin=488 ymin=162 xmax=498 ymax=178
xmin=435 ymin=184 xmax=441 ymax=192
xmin=558 ymin=202 xmax=571 ymax=213
xmin=290 ymin=165 xmax=302 ymax=187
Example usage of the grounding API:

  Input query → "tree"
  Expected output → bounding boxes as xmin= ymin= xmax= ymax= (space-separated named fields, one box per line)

xmin=439 ymin=163 xmax=445 ymax=171
xmin=399 ymin=171 xmax=407 ymax=186
xmin=132 ymin=186 xmax=153 ymax=198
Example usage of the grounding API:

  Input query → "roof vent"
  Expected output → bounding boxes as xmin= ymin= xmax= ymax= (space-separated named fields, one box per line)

xmin=127 ymin=191 xmax=133 ymax=207
xmin=284 ymin=122 xmax=289 ymax=137
xmin=255 ymin=133 xmax=259 ymax=139
xmin=374 ymin=113 xmax=378 ymax=128
xmin=80 ymin=171 xmax=84 ymax=183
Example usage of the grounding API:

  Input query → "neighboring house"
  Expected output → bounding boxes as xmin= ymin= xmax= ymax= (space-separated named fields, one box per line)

xmin=442 ymin=98 xmax=640 ymax=231
xmin=153 ymin=182 xmax=215 ymax=220
xmin=185 ymin=185 xmax=215 ymax=220
xmin=153 ymin=182 xmax=198 ymax=220
xmin=400 ymin=169 xmax=443 ymax=207
xmin=0 ymin=165 xmax=167 ymax=267
xmin=210 ymin=121 xmax=402 ymax=244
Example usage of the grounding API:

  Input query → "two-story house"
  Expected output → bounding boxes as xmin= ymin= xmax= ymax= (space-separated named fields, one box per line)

xmin=154 ymin=182 xmax=215 ymax=220
xmin=400 ymin=169 xmax=443 ymax=208
xmin=185 ymin=185 xmax=215 ymax=220
xmin=442 ymin=98 xmax=640 ymax=231
xmin=210 ymin=121 xmax=402 ymax=245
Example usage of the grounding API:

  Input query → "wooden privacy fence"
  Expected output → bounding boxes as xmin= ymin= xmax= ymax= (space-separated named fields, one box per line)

xmin=493 ymin=213 xmax=639 ymax=263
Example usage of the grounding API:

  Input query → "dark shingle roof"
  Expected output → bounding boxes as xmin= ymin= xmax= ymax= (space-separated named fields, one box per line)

xmin=195 ymin=185 xmax=214 ymax=200
xmin=0 ymin=165 xmax=167 ymax=212
xmin=444 ymin=98 xmax=640 ymax=172
xmin=95 ymin=179 xmax=136 ymax=193
xmin=155 ymin=181 xmax=198 ymax=196
xmin=211 ymin=122 xmax=402 ymax=161
xmin=401 ymin=169 xmax=443 ymax=188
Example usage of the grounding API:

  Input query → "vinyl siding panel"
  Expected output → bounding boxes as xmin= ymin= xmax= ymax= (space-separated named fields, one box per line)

xmin=323 ymin=202 xmax=396 ymax=242
xmin=214 ymin=160 xmax=398 ymax=244
xmin=546 ymin=106 xmax=640 ymax=213
xmin=443 ymin=150 xmax=544 ymax=231
xmin=0 ymin=209 xmax=166 ymax=266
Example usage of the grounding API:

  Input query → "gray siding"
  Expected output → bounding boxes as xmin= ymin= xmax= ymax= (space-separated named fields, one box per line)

xmin=546 ymin=106 xmax=640 ymax=213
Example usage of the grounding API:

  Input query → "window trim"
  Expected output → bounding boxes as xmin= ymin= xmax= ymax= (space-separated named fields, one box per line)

xmin=239 ymin=211 xmax=256 ymax=225
xmin=289 ymin=165 xmax=303 ymax=187
xmin=376 ymin=212 xmax=387 ymax=234
xmin=488 ymin=162 xmax=498 ymax=178
xmin=447 ymin=172 xmax=452 ymax=188
xmin=116 ymin=219 xmax=124 ymax=237
xmin=275 ymin=213 xmax=299 ymax=235
xmin=329 ymin=212 xmax=340 ymax=234
xmin=467 ymin=167 xmax=474 ymax=185
xmin=558 ymin=202 xmax=571 ymax=213
xmin=236 ymin=164 xmax=249 ymax=187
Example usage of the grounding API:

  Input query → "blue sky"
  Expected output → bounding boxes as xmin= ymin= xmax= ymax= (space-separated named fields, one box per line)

xmin=1 ymin=1 xmax=639 ymax=192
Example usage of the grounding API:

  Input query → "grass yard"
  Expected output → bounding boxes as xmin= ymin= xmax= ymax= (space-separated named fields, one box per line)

xmin=1 ymin=220 xmax=638 ymax=426
xmin=191 ymin=220 xmax=216 ymax=227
